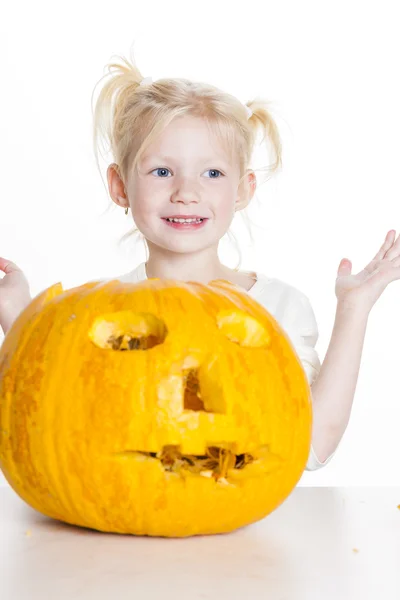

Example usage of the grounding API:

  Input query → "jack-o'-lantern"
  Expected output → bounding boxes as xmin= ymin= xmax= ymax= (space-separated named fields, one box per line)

xmin=0 ymin=277 xmax=312 ymax=537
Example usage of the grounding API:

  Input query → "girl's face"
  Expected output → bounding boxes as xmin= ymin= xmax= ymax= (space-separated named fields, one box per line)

xmin=122 ymin=115 xmax=250 ymax=255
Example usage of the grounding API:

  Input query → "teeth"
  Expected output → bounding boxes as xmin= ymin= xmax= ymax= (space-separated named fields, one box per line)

xmin=166 ymin=218 xmax=203 ymax=223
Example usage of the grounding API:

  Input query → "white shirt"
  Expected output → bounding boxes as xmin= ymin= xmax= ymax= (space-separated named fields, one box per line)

xmin=110 ymin=262 xmax=335 ymax=472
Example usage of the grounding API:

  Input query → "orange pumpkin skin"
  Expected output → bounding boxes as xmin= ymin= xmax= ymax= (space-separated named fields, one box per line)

xmin=0 ymin=277 xmax=312 ymax=537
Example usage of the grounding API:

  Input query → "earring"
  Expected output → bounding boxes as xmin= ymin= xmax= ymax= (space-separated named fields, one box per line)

xmin=125 ymin=207 xmax=129 ymax=215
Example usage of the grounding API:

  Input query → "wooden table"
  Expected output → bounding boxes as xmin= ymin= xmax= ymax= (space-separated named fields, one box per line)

xmin=1 ymin=486 xmax=399 ymax=599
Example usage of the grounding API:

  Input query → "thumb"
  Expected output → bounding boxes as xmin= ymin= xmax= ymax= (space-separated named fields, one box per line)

xmin=338 ymin=258 xmax=352 ymax=275
xmin=0 ymin=258 xmax=19 ymax=274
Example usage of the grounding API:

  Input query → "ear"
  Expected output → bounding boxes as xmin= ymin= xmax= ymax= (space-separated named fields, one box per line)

xmin=235 ymin=170 xmax=256 ymax=212
xmin=107 ymin=163 xmax=129 ymax=210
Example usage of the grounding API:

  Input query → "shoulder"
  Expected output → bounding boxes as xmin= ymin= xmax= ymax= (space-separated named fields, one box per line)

xmin=253 ymin=273 xmax=318 ymax=336
xmin=255 ymin=275 xmax=321 ymax=385
xmin=253 ymin=272 xmax=312 ymax=309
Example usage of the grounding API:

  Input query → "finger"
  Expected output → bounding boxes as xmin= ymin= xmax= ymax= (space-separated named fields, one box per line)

xmin=371 ymin=230 xmax=396 ymax=262
xmin=0 ymin=258 xmax=23 ymax=275
xmin=384 ymin=231 xmax=400 ymax=261
xmin=360 ymin=231 xmax=396 ymax=275
xmin=392 ymin=256 xmax=400 ymax=267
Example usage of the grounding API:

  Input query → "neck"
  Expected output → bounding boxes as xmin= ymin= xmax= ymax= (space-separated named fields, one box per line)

xmin=143 ymin=243 xmax=235 ymax=284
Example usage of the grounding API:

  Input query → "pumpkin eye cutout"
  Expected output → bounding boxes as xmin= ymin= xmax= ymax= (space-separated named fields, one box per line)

xmin=88 ymin=311 xmax=167 ymax=351
xmin=216 ymin=310 xmax=271 ymax=348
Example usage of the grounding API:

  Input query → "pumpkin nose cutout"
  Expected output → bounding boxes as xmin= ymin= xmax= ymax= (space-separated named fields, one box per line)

xmin=183 ymin=368 xmax=206 ymax=411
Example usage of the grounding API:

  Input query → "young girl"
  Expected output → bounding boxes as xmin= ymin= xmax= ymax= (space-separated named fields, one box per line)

xmin=1 ymin=55 xmax=399 ymax=473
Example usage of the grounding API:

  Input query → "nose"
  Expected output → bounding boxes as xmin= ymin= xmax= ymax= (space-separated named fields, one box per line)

xmin=170 ymin=176 xmax=200 ymax=204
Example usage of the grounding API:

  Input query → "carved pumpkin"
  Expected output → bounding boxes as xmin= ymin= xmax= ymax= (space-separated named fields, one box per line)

xmin=0 ymin=277 xmax=312 ymax=537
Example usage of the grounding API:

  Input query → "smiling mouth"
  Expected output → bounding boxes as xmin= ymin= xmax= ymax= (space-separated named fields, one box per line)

xmin=161 ymin=217 xmax=209 ymax=229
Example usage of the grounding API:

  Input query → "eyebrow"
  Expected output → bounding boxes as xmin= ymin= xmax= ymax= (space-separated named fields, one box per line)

xmin=141 ymin=154 xmax=230 ymax=165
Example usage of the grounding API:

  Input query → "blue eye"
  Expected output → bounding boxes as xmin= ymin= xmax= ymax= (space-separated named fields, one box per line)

xmin=205 ymin=169 xmax=223 ymax=178
xmin=152 ymin=168 xmax=170 ymax=177
xmin=151 ymin=168 xmax=223 ymax=178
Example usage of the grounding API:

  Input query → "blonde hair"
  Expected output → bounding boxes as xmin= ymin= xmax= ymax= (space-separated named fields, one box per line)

xmin=91 ymin=50 xmax=283 ymax=268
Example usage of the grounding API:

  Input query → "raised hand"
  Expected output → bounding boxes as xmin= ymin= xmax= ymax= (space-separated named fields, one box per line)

xmin=0 ymin=258 xmax=32 ymax=335
xmin=335 ymin=229 xmax=400 ymax=314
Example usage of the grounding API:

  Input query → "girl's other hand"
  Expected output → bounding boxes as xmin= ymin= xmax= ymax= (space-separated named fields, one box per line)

xmin=335 ymin=229 xmax=400 ymax=314
xmin=0 ymin=257 xmax=32 ymax=335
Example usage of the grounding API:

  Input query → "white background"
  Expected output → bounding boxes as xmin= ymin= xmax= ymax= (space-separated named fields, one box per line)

xmin=0 ymin=0 xmax=399 ymax=487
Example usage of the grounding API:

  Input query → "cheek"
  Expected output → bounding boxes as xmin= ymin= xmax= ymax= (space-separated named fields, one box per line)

xmin=129 ymin=184 xmax=160 ymax=221
xmin=216 ymin=194 xmax=237 ymax=221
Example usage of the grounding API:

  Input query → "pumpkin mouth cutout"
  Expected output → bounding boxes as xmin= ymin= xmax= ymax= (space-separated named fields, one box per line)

xmin=113 ymin=444 xmax=280 ymax=483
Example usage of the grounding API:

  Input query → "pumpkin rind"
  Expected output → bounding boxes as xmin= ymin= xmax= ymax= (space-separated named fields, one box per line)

xmin=0 ymin=277 xmax=312 ymax=537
